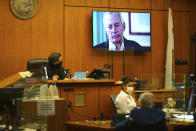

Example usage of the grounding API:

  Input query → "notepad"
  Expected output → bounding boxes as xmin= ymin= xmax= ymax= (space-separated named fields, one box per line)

xmin=173 ymin=114 xmax=193 ymax=120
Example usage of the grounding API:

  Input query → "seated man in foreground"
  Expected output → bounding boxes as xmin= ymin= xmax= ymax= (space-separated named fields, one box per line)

xmin=115 ymin=92 xmax=167 ymax=131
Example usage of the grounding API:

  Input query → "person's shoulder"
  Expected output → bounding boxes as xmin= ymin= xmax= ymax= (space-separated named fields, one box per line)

xmin=46 ymin=63 xmax=52 ymax=68
xmin=60 ymin=66 xmax=65 ymax=70
xmin=146 ymin=108 xmax=165 ymax=117
xmin=150 ymin=108 xmax=164 ymax=113
xmin=124 ymin=38 xmax=142 ymax=47
xmin=131 ymin=107 xmax=155 ymax=113
xmin=94 ymin=41 xmax=109 ymax=48
xmin=131 ymin=108 xmax=165 ymax=118
xmin=116 ymin=90 xmax=127 ymax=100
xmin=155 ymin=108 xmax=165 ymax=115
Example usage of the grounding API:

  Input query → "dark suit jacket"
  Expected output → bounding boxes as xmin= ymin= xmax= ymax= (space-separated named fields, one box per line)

xmin=115 ymin=108 xmax=167 ymax=131
xmin=94 ymin=37 xmax=149 ymax=51
xmin=130 ymin=108 xmax=165 ymax=124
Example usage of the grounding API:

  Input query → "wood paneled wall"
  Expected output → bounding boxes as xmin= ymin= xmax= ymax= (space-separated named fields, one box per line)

xmin=0 ymin=0 xmax=64 ymax=79
xmin=0 ymin=0 xmax=195 ymax=82
xmin=64 ymin=0 xmax=192 ymax=81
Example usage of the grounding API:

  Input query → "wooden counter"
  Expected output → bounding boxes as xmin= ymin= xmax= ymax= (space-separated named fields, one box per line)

xmin=65 ymin=120 xmax=194 ymax=131
xmin=46 ymin=79 xmax=122 ymax=121
xmin=46 ymin=79 xmax=117 ymax=85
xmin=65 ymin=120 xmax=114 ymax=131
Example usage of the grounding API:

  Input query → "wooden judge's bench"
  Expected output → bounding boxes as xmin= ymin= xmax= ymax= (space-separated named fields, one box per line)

xmin=47 ymin=79 xmax=122 ymax=121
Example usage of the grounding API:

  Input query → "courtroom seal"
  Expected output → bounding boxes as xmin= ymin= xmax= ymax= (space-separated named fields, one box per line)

xmin=10 ymin=0 xmax=38 ymax=20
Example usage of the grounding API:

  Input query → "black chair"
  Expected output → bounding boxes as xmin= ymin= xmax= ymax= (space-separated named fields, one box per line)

xmin=110 ymin=94 xmax=118 ymax=113
xmin=26 ymin=59 xmax=48 ymax=78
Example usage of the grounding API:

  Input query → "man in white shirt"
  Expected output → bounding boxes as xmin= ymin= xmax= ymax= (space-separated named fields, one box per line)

xmin=94 ymin=12 xmax=142 ymax=51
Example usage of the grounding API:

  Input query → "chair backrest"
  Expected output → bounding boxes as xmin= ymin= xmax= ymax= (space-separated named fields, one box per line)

xmin=110 ymin=94 xmax=117 ymax=113
xmin=27 ymin=59 xmax=48 ymax=78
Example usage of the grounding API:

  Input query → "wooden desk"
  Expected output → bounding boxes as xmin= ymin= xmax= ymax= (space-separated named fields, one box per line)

xmin=65 ymin=120 xmax=114 ymax=131
xmin=65 ymin=120 xmax=195 ymax=131
xmin=167 ymin=122 xmax=194 ymax=131
xmin=46 ymin=79 xmax=122 ymax=121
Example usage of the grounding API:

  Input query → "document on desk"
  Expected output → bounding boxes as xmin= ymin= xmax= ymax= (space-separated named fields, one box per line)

xmin=173 ymin=114 xmax=193 ymax=120
xmin=37 ymin=100 xmax=55 ymax=116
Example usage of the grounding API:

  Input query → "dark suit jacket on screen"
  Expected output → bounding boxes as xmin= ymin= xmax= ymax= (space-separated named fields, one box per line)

xmin=94 ymin=37 xmax=148 ymax=51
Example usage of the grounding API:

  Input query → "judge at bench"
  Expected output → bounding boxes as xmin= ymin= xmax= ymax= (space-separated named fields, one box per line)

xmin=115 ymin=76 xmax=137 ymax=114
xmin=46 ymin=52 xmax=67 ymax=80
xmin=94 ymin=12 xmax=142 ymax=51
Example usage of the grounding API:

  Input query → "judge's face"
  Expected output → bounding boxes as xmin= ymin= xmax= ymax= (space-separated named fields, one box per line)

xmin=55 ymin=56 xmax=62 ymax=65
xmin=104 ymin=13 xmax=125 ymax=45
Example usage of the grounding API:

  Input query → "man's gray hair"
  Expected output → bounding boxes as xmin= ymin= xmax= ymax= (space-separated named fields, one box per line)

xmin=103 ymin=12 xmax=125 ymax=26
xmin=138 ymin=92 xmax=154 ymax=108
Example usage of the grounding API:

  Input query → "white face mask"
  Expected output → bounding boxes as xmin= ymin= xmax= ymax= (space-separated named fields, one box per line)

xmin=126 ymin=86 xmax=133 ymax=94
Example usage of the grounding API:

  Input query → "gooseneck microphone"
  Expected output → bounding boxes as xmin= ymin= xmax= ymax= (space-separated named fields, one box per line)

xmin=44 ymin=66 xmax=48 ymax=80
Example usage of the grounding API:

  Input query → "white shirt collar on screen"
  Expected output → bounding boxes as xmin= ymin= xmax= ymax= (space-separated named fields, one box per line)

xmin=109 ymin=39 xmax=125 ymax=51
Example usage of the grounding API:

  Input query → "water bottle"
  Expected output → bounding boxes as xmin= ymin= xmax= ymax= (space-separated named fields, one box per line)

xmin=40 ymin=84 xmax=49 ymax=99
xmin=48 ymin=83 xmax=59 ymax=99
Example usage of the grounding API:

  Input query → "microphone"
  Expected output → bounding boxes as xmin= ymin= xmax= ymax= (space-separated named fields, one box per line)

xmin=44 ymin=67 xmax=48 ymax=80
xmin=65 ymin=69 xmax=71 ymax=79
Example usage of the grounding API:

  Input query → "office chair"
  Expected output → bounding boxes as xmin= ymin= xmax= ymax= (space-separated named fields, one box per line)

xmin=110 ymin=94 xmax=118 ymax=113
xmin=27 ymin=59 xmax=48 ymax=78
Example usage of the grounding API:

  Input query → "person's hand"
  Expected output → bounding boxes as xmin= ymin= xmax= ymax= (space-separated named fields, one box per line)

xmin=52 ymin=75 xmax=59 ymax=80
xmin=64 ymin=78 xmax=69 ymax=80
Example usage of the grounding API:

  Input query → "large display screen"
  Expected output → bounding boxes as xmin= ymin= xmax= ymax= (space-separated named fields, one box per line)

xmin=93 ymin=11 xmax=151 ymax=51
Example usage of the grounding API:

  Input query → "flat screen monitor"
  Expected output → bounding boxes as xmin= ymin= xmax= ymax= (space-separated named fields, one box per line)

xmin=92 ymin=11 xmax=151 ymax=51
xmin=88 ymin=68 xmax=110 ymax=79
xmin=0 ymin=87 xmax=24 ymax=98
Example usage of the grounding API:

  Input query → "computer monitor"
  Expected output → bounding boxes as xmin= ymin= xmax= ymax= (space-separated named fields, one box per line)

xmin=0 ymin=87 xmax=24 ymax=114
xmin=87 ymin=68 xmax=111 ymax=79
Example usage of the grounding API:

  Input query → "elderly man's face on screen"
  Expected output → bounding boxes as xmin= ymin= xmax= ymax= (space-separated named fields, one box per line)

xmin=103 ymin=12 xmax=125 ymax=44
